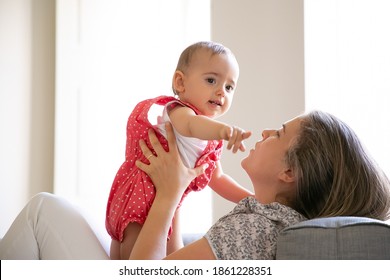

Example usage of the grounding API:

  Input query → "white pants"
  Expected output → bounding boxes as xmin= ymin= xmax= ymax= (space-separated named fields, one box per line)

xmin=0 ymin=192 xmax=109 ymax=260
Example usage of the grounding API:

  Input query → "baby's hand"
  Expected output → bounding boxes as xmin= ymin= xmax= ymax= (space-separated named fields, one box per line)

xmin=222 ymin=126 xmax=252 ymax=153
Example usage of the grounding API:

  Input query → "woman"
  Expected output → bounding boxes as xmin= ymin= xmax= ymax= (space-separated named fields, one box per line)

xmin=129 ymin=111 xmax=390 ymax=260
xmin=1 ymin=111 xmax=389 ymax=259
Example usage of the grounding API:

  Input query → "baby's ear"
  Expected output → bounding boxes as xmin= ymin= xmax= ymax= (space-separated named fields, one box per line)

xmin=279 ymin=168 xmax=295 ymax=183
xmin=172 ymin=71 xmax=185 ymax=94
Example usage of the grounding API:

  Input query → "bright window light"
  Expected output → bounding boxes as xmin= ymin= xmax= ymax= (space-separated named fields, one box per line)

xmin=305 ymin=0 xmax=390 ymax=177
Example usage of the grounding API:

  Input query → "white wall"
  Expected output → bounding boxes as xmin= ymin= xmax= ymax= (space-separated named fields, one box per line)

xmin=210 ymin=0 xmax=305 ymax=221
xmin=0 ymin=0 xmax=55 ymax=237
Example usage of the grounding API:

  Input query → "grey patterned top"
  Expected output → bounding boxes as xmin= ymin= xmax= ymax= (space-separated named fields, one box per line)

xmin=205 ymin=197 xmax=306 ymax=260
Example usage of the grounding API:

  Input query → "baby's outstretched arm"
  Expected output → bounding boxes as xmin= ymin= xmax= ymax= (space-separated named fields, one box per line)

xmin=169 ymin=106 xmax=251 ymax=153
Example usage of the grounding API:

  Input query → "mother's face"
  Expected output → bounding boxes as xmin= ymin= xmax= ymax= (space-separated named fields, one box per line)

xmin=241 ymin=116 xmax=302 ymax=187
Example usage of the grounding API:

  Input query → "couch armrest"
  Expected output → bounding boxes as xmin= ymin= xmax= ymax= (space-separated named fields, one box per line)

xmin=276 ymin=216 xmax=390 ymax=259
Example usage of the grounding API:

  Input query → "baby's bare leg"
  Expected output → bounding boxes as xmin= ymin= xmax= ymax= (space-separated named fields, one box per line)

xmin=109 ymin=239 xmax=121 ymax=259
xmin=120 ymin=222 xmax=142 ymax=259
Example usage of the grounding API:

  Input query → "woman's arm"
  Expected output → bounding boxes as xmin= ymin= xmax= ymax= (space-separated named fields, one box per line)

xmin=165 ymin=237 xmax=216 ymax=260
xmin=130 ymin=122 xmax=209 ymax=259
xmin=167 ymin=208 xmax=184 ymax=254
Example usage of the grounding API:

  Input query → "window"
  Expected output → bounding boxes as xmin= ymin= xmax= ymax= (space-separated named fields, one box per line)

xmin=305 ymin=0 xmax=390 ymax=177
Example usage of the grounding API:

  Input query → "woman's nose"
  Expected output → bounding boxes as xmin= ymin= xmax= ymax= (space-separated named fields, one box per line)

xmin=262 ymin=129 xmax=271 ymax=139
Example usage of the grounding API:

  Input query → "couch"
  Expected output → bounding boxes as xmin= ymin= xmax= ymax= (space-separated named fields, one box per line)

xmin=183 ymin=216 xmax=390 ymax=259
xmin=275 ymin=216 xmax=390 ymax=259
xmin=2 ymin=216 xmax=388 ymax=259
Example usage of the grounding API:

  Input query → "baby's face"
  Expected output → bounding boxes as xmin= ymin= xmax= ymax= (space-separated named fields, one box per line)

xmin=178 ymin=49 xmax=239 ymax=118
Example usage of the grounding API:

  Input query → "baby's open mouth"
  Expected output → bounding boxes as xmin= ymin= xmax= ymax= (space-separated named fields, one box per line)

xmin=209 ymin=100 xmax=222 ymax=106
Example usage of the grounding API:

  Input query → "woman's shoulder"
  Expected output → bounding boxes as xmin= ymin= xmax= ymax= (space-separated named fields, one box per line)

xmin=232 ymin=197 xmax=306 ymax=224
xmin=208 ymin=197 xmax=305 ymax=237
xmin=205 ymin=197 xmax=306 ymax=259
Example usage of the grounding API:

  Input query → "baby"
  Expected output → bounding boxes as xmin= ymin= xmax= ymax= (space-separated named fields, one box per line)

xmin=105 ymin=41 xmax=253 ymax=259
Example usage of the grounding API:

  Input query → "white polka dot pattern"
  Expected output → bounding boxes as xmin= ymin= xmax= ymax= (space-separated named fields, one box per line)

xmin=105 ymin=96 xmax=223 ymax=241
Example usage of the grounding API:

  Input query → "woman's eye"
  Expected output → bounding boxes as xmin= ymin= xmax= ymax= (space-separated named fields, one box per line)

xmin=275 ymin=131 xmax=280 ymax=138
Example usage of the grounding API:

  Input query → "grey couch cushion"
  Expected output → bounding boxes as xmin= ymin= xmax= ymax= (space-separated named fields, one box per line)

xmin=276 ymin=216 xmax=390 ymax=259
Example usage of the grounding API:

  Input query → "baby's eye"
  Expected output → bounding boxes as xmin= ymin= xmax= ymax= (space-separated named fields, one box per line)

xmin=206 ymin=78 xmax=216 ymax=84
xmin=275 ymin=130 xmax=280 ymax=138
xmin=226 ymin=85 xmax=234 ymax=92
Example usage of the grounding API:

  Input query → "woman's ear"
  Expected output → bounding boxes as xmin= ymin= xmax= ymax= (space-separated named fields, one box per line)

xmin=279 ymin=168 xmax=295 ymax=183
xmin=172 ymin=71 xmax=185 ymax=95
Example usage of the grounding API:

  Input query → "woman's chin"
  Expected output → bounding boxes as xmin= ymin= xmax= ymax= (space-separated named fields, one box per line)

xmin=241 ymin=157 xmax=248 ymax=169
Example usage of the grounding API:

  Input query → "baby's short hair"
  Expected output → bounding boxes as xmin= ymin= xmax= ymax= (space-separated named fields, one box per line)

xmin=175 ymin=41 xmax=234 ymax=72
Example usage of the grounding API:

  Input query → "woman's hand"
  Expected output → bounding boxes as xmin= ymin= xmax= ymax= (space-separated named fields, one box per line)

xmin=130 ymin=122 xmax=207 ymax=259
xmin=136 ymin=122 xmax=208 ymax=202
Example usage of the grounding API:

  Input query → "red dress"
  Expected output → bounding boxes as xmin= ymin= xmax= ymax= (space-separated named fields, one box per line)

xmin=105 ymin=95 xmax=223 ymax=242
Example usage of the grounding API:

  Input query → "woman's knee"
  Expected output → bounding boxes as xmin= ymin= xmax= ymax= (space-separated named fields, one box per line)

xmin=26 ymin=192 xmax=76 ymax=222
xmin=30 ymin=192 xmax=54 ymax=202
xmin=27 ymin=192 xmax=60 ymax=213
